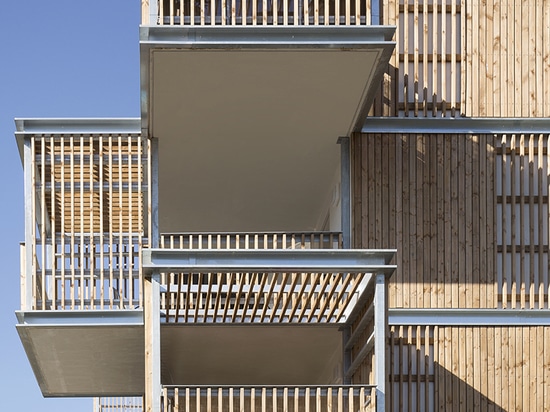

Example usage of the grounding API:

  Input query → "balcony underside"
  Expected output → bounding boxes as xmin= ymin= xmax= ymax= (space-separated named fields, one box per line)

xmin=162 ymin=325 xmax=342 ymax=384
xmin=15 ymin=310 xmax=144 ymax=397
xmin=140 ymin=26 xmax=395 ymax=231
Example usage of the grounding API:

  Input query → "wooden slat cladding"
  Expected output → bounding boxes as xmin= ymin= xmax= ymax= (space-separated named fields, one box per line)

xmin=153 ymin=0 xmax=372 ymax=26
xmin=386 ymin=325 xmax=550 ymax=411
xmin=463 ymin=1 xmax=550 ymax=117
xmin=372 ymin=0 xmax=462 ymax=117
xmin=387 ymin=325 xmax=434 ymax=411
xmin=351 ymin=132 xmax=496 ymax=309
xmin=496 ymin=134 xmax=550 ymax=309
xmin=29 ymin=134 xmax=149 ymax=310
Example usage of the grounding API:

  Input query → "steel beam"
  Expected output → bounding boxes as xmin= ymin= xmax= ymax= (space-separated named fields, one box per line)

xmin=141 ymin=25 xmax=396 ymax=46
xmin=362 ymin=117 xmax=550 ymax=135
xmin=15 ymin=309 xmax=144 ymax=326
xmin=389 ymin=308 xmax=550 ymax=326
xmin=142 ymin=248 xmax=396 ymax=274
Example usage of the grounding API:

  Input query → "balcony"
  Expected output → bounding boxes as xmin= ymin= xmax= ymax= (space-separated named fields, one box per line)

xmin=144 ymin=0 xmax=378 ymax=26
xmin=139 ymin=11 xmax=395 ymax=234
xmin=14 ymin=120 xmax=395 ymax=409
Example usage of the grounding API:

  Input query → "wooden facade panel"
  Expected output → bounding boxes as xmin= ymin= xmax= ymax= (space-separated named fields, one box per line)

xmin=352 ymin=133 xmax=496 ymax=309
xmin=463 ymin=0 xmax=550 ymax=117
xmin=496 ymin=134 xmax=550 ymax=309
xmin=373 ymin=0 xmax=462 ymax=117
xmin=387 ymin=325 xmax=550 ymax=411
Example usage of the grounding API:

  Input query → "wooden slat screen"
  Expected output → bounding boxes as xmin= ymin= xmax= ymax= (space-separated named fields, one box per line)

xmin=388 ymin=325 xmax=434 ymax=411
xmin=496 ymin=134 xmax=550 ymax=309
xmin=352 ymin=132 xmax=496 ymax=309
xmin=373 ymin=0 xmax=462 ymax=117
xmin=386 ymin=325 xmax=550 ymax=411
xmin=30 ymin=134 xmax=149 ymax=310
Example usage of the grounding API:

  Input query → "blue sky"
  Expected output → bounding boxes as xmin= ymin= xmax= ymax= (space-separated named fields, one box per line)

xmin=0 ymin=1 xmax=141 ymax=410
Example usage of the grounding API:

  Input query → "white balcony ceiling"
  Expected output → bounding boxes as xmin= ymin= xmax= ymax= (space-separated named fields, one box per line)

xmin=141 ymin=26 xmax=395 ymax=232
xmin=161 ymin=326 xmax=342 ymax=385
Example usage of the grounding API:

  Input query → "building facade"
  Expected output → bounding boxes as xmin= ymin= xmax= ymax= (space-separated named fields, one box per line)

xmin=15 ymin=1 xmax=550 ymax=411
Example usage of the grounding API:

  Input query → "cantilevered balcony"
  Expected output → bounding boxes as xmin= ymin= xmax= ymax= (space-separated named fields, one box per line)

xmin=14 ymin=119 xmax=396 ymax=411
xmin=15 ymin=119 xmax=147 ymax=397
xmin=140 ymin=9 xmax=395 ymax=234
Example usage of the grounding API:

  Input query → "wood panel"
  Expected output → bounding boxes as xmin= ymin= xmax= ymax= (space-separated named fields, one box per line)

xmin=386 ymin=325 xmax=550 ymax=411
xmin=463 ymin=0 xmax=550 ymax=117
xmin=372 ymin=0 xmax=462 ymax=117
xmin=352 ymin=132 xmax=496 ymax=309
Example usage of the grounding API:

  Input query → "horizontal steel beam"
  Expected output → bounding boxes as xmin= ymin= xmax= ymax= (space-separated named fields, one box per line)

xmin=362 ymin=117 xmax=550 ymax=135
xmin=16 ymin=309 xmax=144 ymax=326
xmin=389 ymin=308 xmax=550 ymax=326
xmin=141 ymin=25 xmax=396 ymax=46
xmin=14 ymin=118 xmax=142 ymax=162
xmin=15 ymin=118 xmax=141 ymax=135
xmin=142 ymin=248 xmax=396 ymax=274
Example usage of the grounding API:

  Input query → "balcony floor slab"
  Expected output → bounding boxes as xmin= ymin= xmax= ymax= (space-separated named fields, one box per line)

xmin=16 ymin=310 xmax=144 ymax=397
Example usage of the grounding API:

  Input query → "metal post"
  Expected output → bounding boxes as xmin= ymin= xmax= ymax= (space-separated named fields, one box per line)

xmin=337 ymin=136 xmax=351 ymax=249
xmin=150 ymin=137 xmax=159 ymax=249
xmin=23 ymin=137 xmax=33 ymax=311
xmin=144 ymin=136 xmax=161 ymax=412
xmin=374 ymin=273 xmax=388 ymax=412
xmin=144 ymin=275 xmax=161 ymax=412
xmin=342 ymin=326 xmax=352 ymax=384
xmin=371 ymin=0 xmax=380 ymax=25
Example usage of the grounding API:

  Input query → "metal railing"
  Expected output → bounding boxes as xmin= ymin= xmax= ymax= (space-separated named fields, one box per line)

xmin=158 ymin=232 xmax=361 ymax=324
xmin=144 ymin=0 xmax=374 ymax=26
xmin=21 ymin=133 xmax=150 ymax=311
xmin=162 ymin=385 xmax=376 ymax=411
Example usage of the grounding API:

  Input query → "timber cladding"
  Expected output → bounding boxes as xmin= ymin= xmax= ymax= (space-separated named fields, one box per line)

xmin=373 ymin=0 xmax=550 ymax=118
xmin=388 ymin=325 xmax=550 ymax=411
xmin=352 ymin=132 xmax=497 ymax=309
xmin=352 ymin=132 xmax=550 ymax=410
xmin=352 ymin=132 xmax=550 ymax=310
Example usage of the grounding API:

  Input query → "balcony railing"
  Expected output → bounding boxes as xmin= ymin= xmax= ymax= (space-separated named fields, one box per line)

xmin=19 ymin=129 xmax=150 ymax=311
xmin=160 ymin=231 xmax=342 ymax=250
xmin=143 ymin=0 xmax=375 ymax=26
xmin=161 ymin=385 xmax=376 ymax=411
xmin=157 ymin=232 xmax=374 ymax=324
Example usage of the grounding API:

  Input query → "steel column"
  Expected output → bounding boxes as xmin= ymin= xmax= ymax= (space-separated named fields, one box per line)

xmin=338 ymin=136 xmax=351 ymax=249
xmin=144 ymin=136 xmax=161 ymax=412
xmin=373 ymin=273 xmax=387 ymax=412
xmin=23 ymin=136 xmax=33 ymax=311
